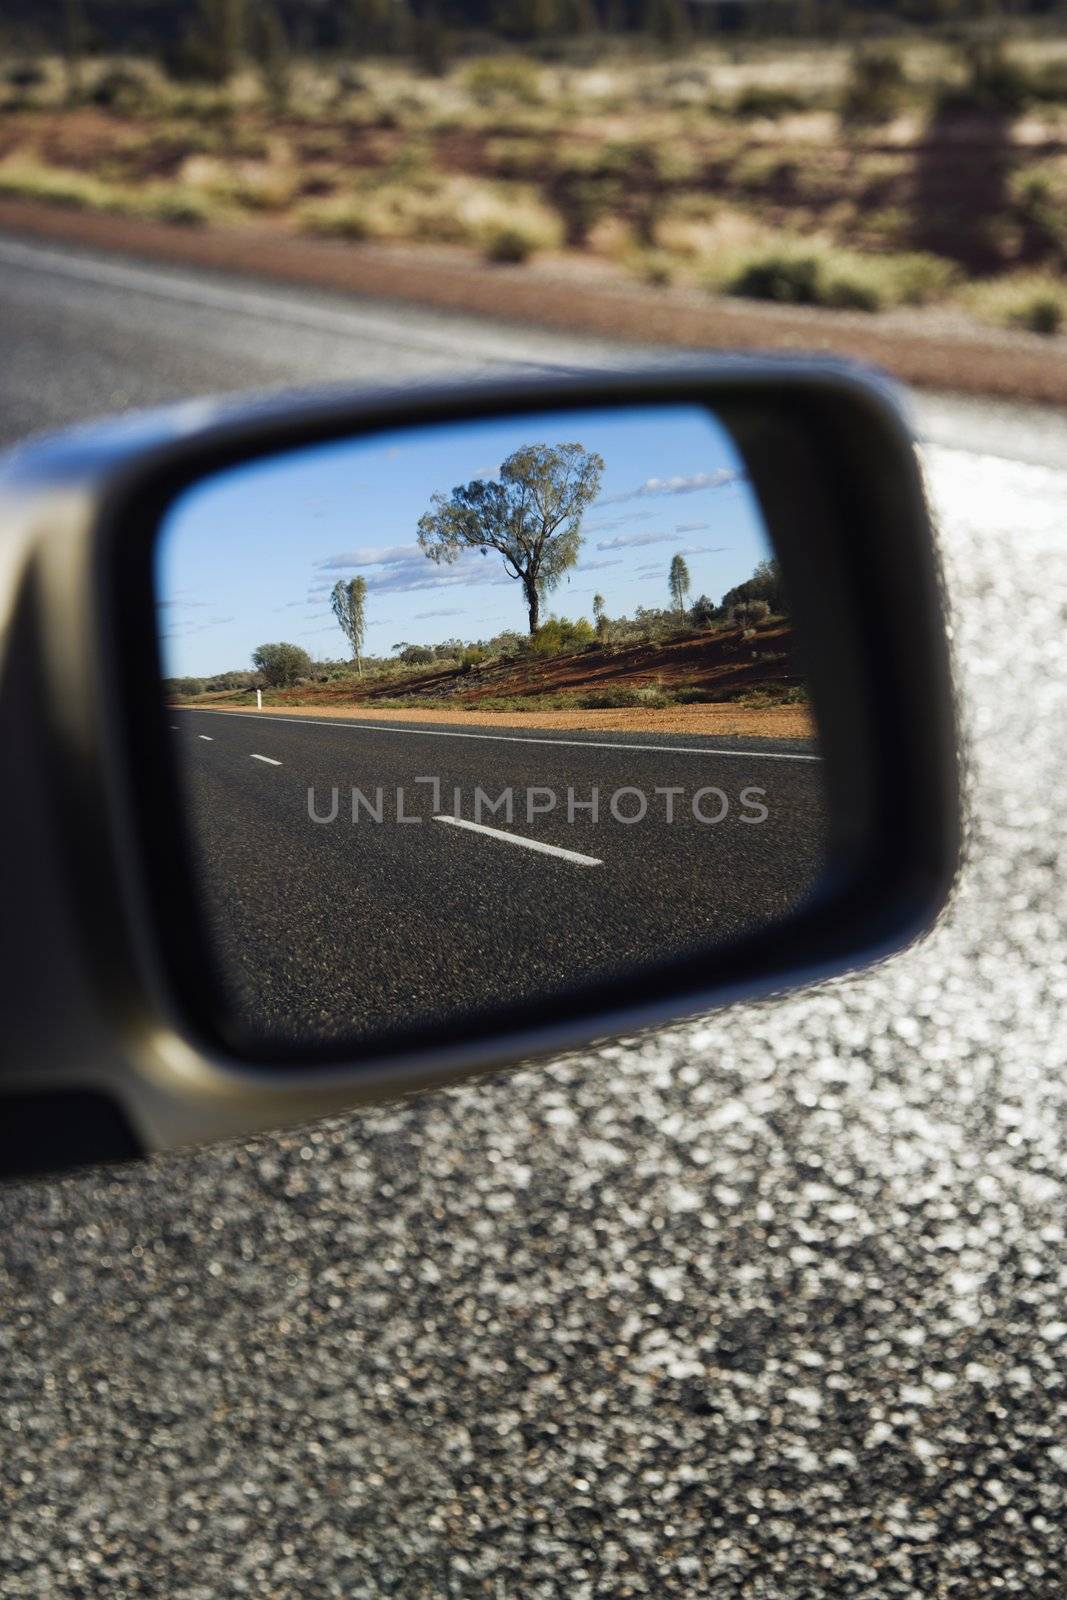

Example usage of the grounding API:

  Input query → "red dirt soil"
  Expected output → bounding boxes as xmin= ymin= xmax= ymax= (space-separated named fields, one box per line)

xmin=267 ymin=621 xmax=800 ymax=709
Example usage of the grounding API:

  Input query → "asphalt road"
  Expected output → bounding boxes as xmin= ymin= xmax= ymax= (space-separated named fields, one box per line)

xmin=2 ymin=236 xmax=1067 ymax=1598
xmin=171 ymin=707 xmax=825 ymax=1045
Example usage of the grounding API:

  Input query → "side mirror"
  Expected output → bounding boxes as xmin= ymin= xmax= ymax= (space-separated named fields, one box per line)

xmin=0 ymin=363 xmax=959 ymax=1176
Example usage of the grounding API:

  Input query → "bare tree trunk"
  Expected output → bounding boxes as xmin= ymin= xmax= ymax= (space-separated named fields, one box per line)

xmin=526 ymin=582 xmax=540 ymax=635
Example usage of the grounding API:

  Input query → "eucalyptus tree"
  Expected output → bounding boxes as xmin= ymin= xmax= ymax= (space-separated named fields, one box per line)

xmin=417 ymin=442 xmax=604 ymax=635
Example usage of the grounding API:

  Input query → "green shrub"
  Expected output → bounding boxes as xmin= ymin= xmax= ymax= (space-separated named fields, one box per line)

xmin=543 ymin=157 xmax=619 ymax=249
xmin=1014 ymin=170 xmax=1067 ymax=261
xmin=719 ymin=245 xmax=956 ymax=315
xmin=529 ymin=617 xmax=595 ymax=656
xmin=730 ymin=599 xmax=771 ymax=630
xmin=1003 ymin=288 xmax=1064 ymax=335
xmin=734 ymin=684 xmax=808 ymax=708
xmin=396 ymin=643 xmax=435 ymax=666
xmin=733 ymin=85 xmax=811 ymax=120
xmin=89 ymin=65 xmax=151 ymax=111
xmin=0 ymin=162 xmax=115 ymax=211
xmin=730 ymin=150 xmax=799 ymax=197
xmin=840 ymin=48 xmax=906 ymax=125
xmin=140 ymin=188 xmax=212 ymax=226
xmin=935 ymin=42 xmax=1031 ymax=118
xmin=252 ymin=642 xmax=313 ymax=687
xmin=724 ymin=252 xmax=820 ymax=305
xmin=631 ymin=250 xmax=673 ymax=287
xmin=464 ymin=56 xmax=542 ymax=107
xmin=822 ymin=267 xmax=883 ymax=313
xmin=300 ymin=198 xmax=373 ymax=240
xmin=689 ymin=594 xmax=719 ymax=628
xmin=1029 ymin=60 xmax=1067 ymax=106
xmin=1018 ymin=295 xmax=1064 ymax=335
xmin=484 ymin=137 xmax=545 ymax=180
xmin=602 ymin=139 xmax=667 ymax=247
xmin=968 ymin=272 xmax=1067 ymax=336
xmin=5 ymin=61 xmax=48 ymax=92
xmin=884 ymin=252 xmax=960 ymax=306
xmin=482 ymin=222 xmax=538 ymax=264
xmin=578 ymin=684 xmax=669 ymax=710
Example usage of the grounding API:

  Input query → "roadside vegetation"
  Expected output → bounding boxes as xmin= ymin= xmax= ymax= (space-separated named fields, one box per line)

xmin=165 ymin=556 xmax=803 ymax=716
xmin=2 ymin=7 xmax=1066 ymax=338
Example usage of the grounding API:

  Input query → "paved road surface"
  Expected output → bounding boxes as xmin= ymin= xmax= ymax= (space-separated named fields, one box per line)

xmin=171 ymin=707 xmax=825 ymax=1044
xmin=2 ymin=235 xmax=1066 ymax=1598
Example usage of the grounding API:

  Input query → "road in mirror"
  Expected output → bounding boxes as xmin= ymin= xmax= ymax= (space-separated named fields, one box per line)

xmin=155 ymin=404 xmax=829 ymax=1050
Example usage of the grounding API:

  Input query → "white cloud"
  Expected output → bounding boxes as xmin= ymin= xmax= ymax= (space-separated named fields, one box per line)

xmin=597 ymin=467 xmax=742 ymax=507
xmin=160 ymin=615 xmax=234 ymax=640
xmin=314 ymin=543 xmax=510 ymax=597
xmin=375 ymin=566 xmax=511 ymax=597
xmin=584 ymin=511 xmax=654 ymax=533
xmin=596 ymin=530 xmax=676 ymax=551
xmin=630 ymin=543 xmax=729 ymax=571
xmin=315 ymin=544 xmax=421 ymax=571
xmin=675 ymin=521 xmax=711 ymax=533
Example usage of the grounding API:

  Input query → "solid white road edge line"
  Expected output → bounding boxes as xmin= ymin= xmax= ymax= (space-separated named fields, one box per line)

xmin=434 ymin=814 xmax=603 ymax=867
xmin=250 ymin=754 xmax=282 ymax=766
xmin=0 ymin=238 xmax=565 ymax=372
xmin=176 ymin=709 xmax=820 ymax=762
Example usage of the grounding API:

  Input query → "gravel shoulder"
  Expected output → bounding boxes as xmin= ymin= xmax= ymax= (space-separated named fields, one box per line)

xmin=176 ymin=700 xmax=817 ymax=740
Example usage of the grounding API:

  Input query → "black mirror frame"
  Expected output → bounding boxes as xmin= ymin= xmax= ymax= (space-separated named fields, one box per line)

xmin=0 ymin=361 xmax=960 ymax=1170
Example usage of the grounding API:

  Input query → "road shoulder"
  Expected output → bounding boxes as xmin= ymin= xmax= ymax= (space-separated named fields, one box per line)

xmin=2 ymin=198 xmax=1067 ymax=405
xmin=171 ymin=700 xmax=816 ymax=741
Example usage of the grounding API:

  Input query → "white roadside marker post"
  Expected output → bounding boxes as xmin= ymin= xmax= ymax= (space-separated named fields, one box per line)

xmin=256 ymin=689 xmax=263 ymax=709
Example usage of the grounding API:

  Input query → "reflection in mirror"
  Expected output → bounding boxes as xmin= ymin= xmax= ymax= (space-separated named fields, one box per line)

xmin=155 ymin=404 xmax=828 ymax=1049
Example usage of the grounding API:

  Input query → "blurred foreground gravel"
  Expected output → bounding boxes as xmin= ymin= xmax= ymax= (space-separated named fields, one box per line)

xmin=1 ymin=249 xmax=1066 ymax=1597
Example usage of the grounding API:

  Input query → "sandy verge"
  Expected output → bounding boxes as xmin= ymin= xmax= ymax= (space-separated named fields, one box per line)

xmin=3 ymin=198 xmax=1067 ymax=404
xmin=176 ymin=700 xmax=816 ymax=741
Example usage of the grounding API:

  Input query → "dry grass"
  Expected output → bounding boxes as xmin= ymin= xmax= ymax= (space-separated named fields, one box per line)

xmin=707 ymin=239 xmax=961 ymax=313
xmin=2 ymin=40 xmax=1066 ymax=337
xmin=0 ymin=157 xmax=217 ymax=224
xmin=964 ymin=271 xmax=1067 ymax=335
xmin=300 ymin=174 xmax=559 ymax=253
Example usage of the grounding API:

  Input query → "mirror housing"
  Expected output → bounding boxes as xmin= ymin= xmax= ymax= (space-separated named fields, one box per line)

xmin=0 ymin=362 xmax=959 ymax=1176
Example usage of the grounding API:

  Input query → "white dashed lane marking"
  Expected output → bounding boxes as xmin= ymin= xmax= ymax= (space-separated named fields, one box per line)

xmin=434 ymin=813 xmax=603 ymax=867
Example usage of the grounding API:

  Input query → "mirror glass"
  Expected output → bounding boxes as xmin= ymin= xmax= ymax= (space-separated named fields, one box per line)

xmin=155 ymin=403 xmax=828 ymax=1050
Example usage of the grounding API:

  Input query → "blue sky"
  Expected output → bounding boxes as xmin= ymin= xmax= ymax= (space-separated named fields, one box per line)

xmin=156 ymin=404 xmax=773 ymax=678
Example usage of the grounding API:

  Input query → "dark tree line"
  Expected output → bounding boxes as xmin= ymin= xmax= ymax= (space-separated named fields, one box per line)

xmin=4 ymin=1 xmax=1059 ymax=59
xmin=721 ymin=556 xmax=788 ymax=617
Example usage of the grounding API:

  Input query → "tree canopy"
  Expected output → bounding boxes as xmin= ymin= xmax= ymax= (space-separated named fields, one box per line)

xmin=668 ymin=552 xmax=691 ymax=618
xmin=416 ymin=441 xmax=604 ymax=634
xmin=330 ymin=575 xmax=368 ymax=676
xmin=252 ymin=641 xmax=311 ymax=687
xmin=721 ymin=557 xmax=787 ymax=616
